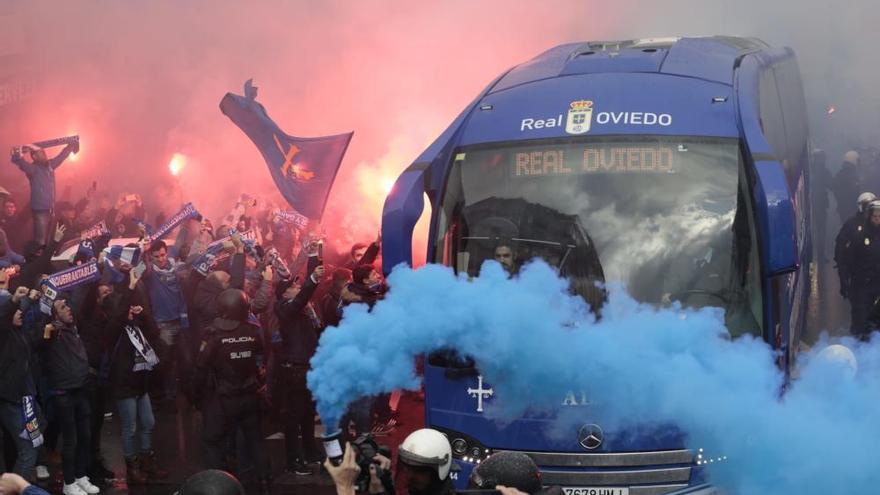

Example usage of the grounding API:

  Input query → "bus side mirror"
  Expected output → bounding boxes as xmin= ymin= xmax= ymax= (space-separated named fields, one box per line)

xmin=381 ymin=165 xmax=428 ymax=276
xmin=753 ymin=159 xmax=799 ymax=275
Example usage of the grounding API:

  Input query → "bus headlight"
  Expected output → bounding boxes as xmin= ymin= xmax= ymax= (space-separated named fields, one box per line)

xmin=434 ymin=426 xmax=491 ymax=462
xmin=451 ymin=438 xmax=468 ymax=456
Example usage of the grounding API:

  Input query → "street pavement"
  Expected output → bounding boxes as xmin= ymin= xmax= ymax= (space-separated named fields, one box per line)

xmin=28 ymin=392 xmax=425 ymax=495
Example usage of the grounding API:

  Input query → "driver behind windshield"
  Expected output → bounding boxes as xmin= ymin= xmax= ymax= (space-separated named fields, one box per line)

xmin=493 ymin=244 xmax=519 ymax=275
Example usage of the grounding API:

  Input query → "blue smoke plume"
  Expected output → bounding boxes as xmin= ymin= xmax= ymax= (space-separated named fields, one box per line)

xmin=308 ymin=260 xmax=880 ymax=494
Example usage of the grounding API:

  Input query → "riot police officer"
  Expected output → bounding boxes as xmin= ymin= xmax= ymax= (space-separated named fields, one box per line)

xmin=835 ymin=192 xmax=876 ymax=300
xmin=832 ymin=150 xmax=863 ymax=223
xmin=193 ymin=289 xmax=270 ymax=493
xmin=844 ymin=199 xmax=880 ymax=338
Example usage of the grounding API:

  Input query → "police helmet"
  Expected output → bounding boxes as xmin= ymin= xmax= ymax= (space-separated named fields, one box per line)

xmin=468 ymin=451 xmax=543 ymax=494
xmin=815 ymin=344 xmax=858 ymax=378
xmin=858 ymin=192 xmax=877 ymax=212
xmin=216 ymin=289 xmax=250 ymax=323
xmin=867 ymin=199 xmax=880 ymax=215
xmin=397 ymin=428 xmax=453 ymax=481
xmin=176 ymin=469 xmax=245 ymax=495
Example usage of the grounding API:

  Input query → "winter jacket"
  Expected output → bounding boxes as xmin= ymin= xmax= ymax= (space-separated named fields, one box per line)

xmin=13 ymin=238 xmax=60 ymax=292
xmin=319 ymin=284 xmax=346 ymax=329
xmin=107 ymin=287 xmax=157 ymax=399
xmin=39 ymin=320 xmax=90 ymax=391
xmin=275 ymin=272 xmax=321 ymax=365
xmin=143 ymin=225 xmax=191 ymax=323
xmin=11 ymin=145 xmax=74 ymax=211
xmin=75 ymin=284 xmax=116 ymax=372
xmin=191 ymin=252 xmax=245 ymax=333
xmin=834 ymin=213 xmax=866 ymax=291
xmin=0 ymin=300 xmax=37 ymax=403
xmin=0 ymin=228 xmax=25 ymax=268
xmin=846 ymin=222 xmax=880 ymax=286
xmin=832 ymin=161 xmax=861 ymax=217
xmin=0 ymin=213 xmax=27 ymax=252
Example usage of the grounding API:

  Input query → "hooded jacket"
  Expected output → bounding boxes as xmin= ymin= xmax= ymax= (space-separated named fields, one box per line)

xmin=76 ymin=284 xmax=114 ymax=372
xmin=39 ymin=319 xmax=90 ymax=391
xmin=0 ymin=299 xmax=37 ymax=403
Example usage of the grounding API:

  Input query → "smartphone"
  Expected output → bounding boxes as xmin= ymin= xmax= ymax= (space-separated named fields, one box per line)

xmin=317 ymin=240 xmax=324 ymax=265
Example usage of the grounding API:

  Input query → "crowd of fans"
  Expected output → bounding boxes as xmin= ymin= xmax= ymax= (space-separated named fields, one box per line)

xmin=0 ymin=144 xmax=393 ymax=494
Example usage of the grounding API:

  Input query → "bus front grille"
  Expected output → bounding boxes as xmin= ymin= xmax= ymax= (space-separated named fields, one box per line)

xmin=498 ymin=449 xmax=695 ymax=495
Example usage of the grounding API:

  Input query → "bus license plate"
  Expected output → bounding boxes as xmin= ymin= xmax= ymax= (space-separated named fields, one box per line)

xmin=563 ymin=488 xmax=629 ymax=495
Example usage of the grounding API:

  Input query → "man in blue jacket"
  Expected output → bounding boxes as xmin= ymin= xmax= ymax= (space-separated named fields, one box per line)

xmin=9 ymin=141 xmax=78 ymax=244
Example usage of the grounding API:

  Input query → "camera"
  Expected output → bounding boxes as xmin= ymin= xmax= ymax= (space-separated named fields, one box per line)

xmin=351 ymin=434 xmax=392 ymax=494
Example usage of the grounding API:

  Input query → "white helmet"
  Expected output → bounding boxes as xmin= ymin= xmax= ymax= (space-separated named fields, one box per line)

xmin=857 ymin=192 xmax=877 ymax=211
xmin=844 ymin=150 xmax=860 ymax=164
xmin=398 ymin=428 xmax=453 ymax=481
xmin=815 ymin=344 xmax=858 ymax=378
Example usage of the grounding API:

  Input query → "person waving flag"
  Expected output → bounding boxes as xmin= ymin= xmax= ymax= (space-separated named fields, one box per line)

xmin=220 ymin=79 xmax=353 ymax=219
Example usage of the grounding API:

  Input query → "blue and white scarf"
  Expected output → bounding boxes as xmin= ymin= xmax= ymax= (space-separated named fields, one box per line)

xmin=20 ymin=396 xmax=43 ymax=448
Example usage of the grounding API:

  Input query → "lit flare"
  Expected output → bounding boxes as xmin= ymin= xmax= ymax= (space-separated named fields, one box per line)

xmin=169 ymin=153 xmax=186 ymax=176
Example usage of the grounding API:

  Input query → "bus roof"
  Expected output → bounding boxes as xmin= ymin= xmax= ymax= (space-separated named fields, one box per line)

xmin=490 ymin=36 xmax=769 ymax=93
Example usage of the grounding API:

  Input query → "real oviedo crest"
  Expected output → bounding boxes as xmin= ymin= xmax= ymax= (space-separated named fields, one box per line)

xmin=565 ymin=100 xmax=594 ymax=135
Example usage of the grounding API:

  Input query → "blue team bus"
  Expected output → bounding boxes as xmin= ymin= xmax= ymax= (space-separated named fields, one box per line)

xmin=381 ymin=37 xmax=811 ymax=494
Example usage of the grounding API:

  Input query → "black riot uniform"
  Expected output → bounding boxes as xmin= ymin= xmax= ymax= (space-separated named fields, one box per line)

xmin=193 ymin=289 xmax=269 ymax=490
xmin=834 ymin=211 xmax=867 ymax=299
xmin=844 ymin=204 xmax=880 ymax=338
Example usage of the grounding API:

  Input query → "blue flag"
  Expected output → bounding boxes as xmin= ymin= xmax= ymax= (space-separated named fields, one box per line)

xmin=220 ymin=79 xmax=353 ymax=219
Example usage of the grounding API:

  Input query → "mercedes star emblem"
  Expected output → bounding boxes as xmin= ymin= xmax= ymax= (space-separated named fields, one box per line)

xmin=578 ymin=424 xmax=604 ymax=450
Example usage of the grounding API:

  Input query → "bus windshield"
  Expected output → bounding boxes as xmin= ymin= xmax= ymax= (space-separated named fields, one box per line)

xmin=434 ymin=135 xmax=762 ymax=337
